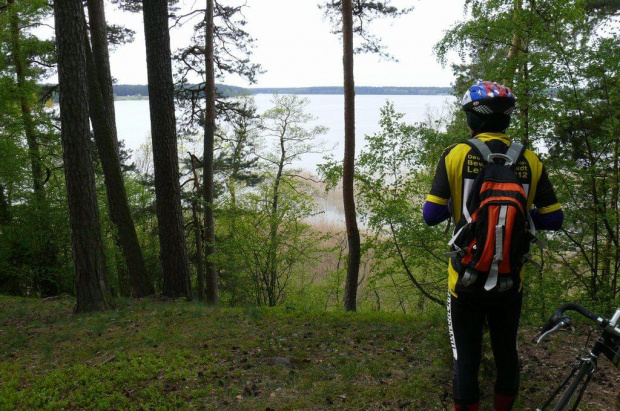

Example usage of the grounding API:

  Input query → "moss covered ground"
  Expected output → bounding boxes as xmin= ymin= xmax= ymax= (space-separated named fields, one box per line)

xmin=0 ymin=296 xmax=617 ymax=410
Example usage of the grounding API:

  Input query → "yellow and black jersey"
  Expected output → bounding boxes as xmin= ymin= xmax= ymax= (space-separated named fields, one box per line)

xmin=427 ymin=133 xmax=561 ymax=224
xmin=426 ymin=132 xmax=562 ymax=294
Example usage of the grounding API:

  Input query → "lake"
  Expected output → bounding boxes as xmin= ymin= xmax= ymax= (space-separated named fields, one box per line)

xmin=115 ymin=94 xmax=455 ymax=174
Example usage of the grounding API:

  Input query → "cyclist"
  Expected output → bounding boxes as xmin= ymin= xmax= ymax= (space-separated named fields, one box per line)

xmin=423 ymin=80 xmax=564 ymax=411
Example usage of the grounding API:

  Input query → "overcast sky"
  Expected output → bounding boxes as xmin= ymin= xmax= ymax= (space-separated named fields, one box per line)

xmin=103 ymin=0 xmax=466 ymax=87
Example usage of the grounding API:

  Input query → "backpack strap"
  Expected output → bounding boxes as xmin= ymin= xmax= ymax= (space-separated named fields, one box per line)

xmin=504 ymin=142 xmax=525 ymax=166
xmin=466 ymin=138 xmax=493 ymax=162
xmin=485 ymin=205 xmax=508 ymax=291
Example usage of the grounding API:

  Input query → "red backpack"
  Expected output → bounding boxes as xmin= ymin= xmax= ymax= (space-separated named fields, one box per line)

xmin=447 ymin=138 xmax=538 ymax=292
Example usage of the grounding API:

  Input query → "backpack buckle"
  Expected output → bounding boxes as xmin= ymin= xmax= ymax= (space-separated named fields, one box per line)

xmin=496 ymin=277 xmax=514 ymax=292
xmin=462 ymin=268 xmax=478 ymax=287
xmin=443 ymin=245 xmax=464 ymax=259
xmin=487 ymin=153 xmax=514 ymax=166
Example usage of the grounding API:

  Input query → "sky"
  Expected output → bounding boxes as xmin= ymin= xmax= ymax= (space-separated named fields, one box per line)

xmin=101 ymin=0 xmax=467 ymax=88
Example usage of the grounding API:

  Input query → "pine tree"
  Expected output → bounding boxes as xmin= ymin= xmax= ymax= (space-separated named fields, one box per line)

xmin=83 ymin=0 xmax=154 ymax=297
xmin=53 ymin=0 xmax=113 ymax=312
xmin=142 ymin=0 xmax=192 ymax=299
xmin=321 ymin=0 xmax=411 ymax=311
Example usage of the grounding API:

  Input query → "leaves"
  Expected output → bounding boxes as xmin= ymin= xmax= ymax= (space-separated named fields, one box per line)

xmin=319 ymin=0 xmax=413 ymax=60
xmin=437 ymin=0 xmax=620 ymax=310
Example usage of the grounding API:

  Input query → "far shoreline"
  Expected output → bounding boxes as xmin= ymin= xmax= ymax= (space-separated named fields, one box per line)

xmin=111 ymin=84 xmax=454 ymax=100
xmin=113 ymin=92 xmax=454 ymax=102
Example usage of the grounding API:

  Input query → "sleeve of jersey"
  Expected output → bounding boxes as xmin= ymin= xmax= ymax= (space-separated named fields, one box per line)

xmin=426 ymin=150 xmax=450 ymax=206
xmin=533 ymin=166 xmax=562 ymax=214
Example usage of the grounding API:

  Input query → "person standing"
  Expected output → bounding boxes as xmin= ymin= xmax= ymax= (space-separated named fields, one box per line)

xmin=423 ymin=80 xmax=564 ymax=411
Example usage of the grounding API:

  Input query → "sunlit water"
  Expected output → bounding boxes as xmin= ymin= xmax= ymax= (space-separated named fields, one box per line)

xmin=115 ymin=94 xmax=455 ymax=173
xmin=115 ymin=94 xmax=455 ymax=225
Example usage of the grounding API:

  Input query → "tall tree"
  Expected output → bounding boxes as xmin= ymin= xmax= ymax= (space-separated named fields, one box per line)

xmin=5 ymin=0 xmax=60 ymax=297
xmin=7 ymin=0 xmax=45 ymax=202
xmin=173 ymin=0 xmax=261 ymax=303
xmin=53 ymin=0 xmax=112 ymax=312
xmin=203 ymin=0 xmax=217 ymax=304
xmin=321 ymin=0 xmax=411 ymax=311
xmin=83 ymin=0 xmax=154 ymax=297
xmin=142 ymin=0 xmax=192 ymax=299
xmin=341 ymin=0 xmax=360 ymax=312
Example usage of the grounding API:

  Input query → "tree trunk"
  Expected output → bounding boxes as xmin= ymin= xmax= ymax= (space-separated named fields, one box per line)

xmin=9 ymin=0 xmax=60 ymax=298
xmin=8 ymin=0 xmax=45 ymax=201
xmin=203 ymin=0 xmax=218 ymax=304
xmin=190 ymin=154 xmax=205 ymax=300
xmin=0 ymin=183 xmax=9 ymax=225
xmin=265 ymin=131 xmax=286 ymax=307
xmin=342 ymin=0 xmax=361 ymax=312
xmin=53 ymin=0 xmax=112 ymax=313
xmin=142 ymin=0 xmax=192 ymax=299
xmin=506 ymin=0 xmax=523 ymax=82
xmin=613 ymin=135 xmax=619 ymax=298
xmin=84 ymin=0 xmax=154 ymax=298
xmin=85 ymin=0 xmax=119 ymax=148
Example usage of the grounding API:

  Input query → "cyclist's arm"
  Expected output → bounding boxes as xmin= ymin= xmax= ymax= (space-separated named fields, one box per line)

xmin=424 ymin=149 xmax=451 ymax=226
xmin=530 ymin=208 xmax=563 ymax=231
xmin=532 ymin=165 xmax=563 ymax=231
xmin=423 ymin=201 xmax=450 ymax=226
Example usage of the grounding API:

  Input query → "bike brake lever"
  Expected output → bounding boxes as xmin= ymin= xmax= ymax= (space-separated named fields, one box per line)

xmin=537 ymin=318 xmax=570 ymax=344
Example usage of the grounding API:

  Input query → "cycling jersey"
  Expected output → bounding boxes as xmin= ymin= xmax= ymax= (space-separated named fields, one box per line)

xmin=426 ymin=132 xmax=561 ymax=296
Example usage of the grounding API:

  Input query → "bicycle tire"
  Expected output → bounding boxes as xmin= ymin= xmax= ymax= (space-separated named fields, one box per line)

xmin=553 ymin=360 xmax=594 ymax=411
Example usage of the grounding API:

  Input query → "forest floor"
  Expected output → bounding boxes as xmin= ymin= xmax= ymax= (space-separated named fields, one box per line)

xmin=0 ymin=296 xmax=618 ymax=410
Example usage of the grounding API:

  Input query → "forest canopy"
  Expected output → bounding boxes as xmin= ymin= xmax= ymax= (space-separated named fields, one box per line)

xmin=0 ymin=0 xmax=618 ymax=316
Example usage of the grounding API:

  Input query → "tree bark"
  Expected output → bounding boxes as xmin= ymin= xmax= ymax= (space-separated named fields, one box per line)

xmin=84 ymin=0 xmax=154 ymax=297
xmin=0 ymin=183 xmax=9 ymax=225
xmin=506 ymin=0 xmax=523 ymax=82
xmin=265 ymin=125 xmax=287 ymax=307
xmin=8 ymin=0 xmax=45 ymax=201
xmin=142 ymin=0 xmax=192 ymax=299
xmin=342 ymin=0 xmax=361 ymax=312
xmin=9 ymin=0 xmax=59 ymax=297
xmin=85 ymin=0 xmax=119 ymax=148
xmin=53 ymin=0 xmax=112 ymax=313
xmin=190 ymin=154 xmax=205 ymax=300
xmin=203 ymin=0 xmax=218 ymax=304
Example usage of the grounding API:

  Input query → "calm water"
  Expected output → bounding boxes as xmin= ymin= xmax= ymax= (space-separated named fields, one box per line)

xmin=115 ymin=94 xmax=455 ymax=173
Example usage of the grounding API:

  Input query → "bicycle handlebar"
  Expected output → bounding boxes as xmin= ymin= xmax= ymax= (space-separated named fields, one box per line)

xmin=541 ymin=303 xmax=601 ymax=335
xmin=537 ymin=317 xmax=570 ymax=344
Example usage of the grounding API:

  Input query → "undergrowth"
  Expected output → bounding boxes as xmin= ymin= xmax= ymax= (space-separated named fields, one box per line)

xmin=0 ymin=296 xmax=617 ymax=410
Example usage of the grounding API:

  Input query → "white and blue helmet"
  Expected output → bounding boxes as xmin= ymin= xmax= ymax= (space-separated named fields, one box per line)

xmin=461 ymin=80 xmax=516 ymax=115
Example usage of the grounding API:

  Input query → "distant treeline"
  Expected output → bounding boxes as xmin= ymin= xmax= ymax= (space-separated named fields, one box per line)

xmin=113 ymin=84 xmax=150 ymax=96
xmin=111 ymin=84 xmax=453 ymax=98
xmin=243 ymin=86 xmax=453 ymax=95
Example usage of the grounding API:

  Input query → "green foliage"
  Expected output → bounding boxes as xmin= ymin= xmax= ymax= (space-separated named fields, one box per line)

xmin=0 ymin=0 xmax=73 ymax=297
xmin=2 ymin=295 xmax=618 ymax=409
xmin=321 ymin=102 xmax=462 ymax=311
xmin=0 ymin=296 xmax=452 ymax=410
xmin=215 ymin=95 xmax=329 ymax=307
xmin=214 ymin=95 xmax=263 ymax=200
xmin=217 ymin=178 xmax=326 ymax=306
xmin=435 ymin=0 xmax=620 ymax=315
xmin=320 ymin=0 xmax=413 ymax=59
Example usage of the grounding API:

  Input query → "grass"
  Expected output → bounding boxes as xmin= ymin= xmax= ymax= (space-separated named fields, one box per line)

xmin=0 ymin=296 xmax=618 ymax=410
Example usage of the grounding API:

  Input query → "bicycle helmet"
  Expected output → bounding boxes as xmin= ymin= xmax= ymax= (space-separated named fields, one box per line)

xmin=461 ymin=80 xmax=516 ymax=115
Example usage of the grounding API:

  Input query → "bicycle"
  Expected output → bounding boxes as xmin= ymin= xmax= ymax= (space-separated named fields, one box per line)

xmin=535 ymin=303 xmax=620 ymax=410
